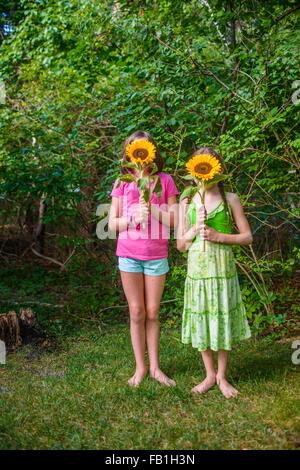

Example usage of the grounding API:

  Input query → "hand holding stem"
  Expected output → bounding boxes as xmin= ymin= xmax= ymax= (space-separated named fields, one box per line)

xmin=134 ymin=193 xmax=149 ymax=228
xmin=195 ymin=205 xmax=207 ymax=240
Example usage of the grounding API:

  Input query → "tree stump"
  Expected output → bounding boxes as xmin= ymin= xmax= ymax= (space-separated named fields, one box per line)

xmin=0 ymin=311 xmax=21 ymax=350
xmin=0 ymin=308 xmax=51 ymax=352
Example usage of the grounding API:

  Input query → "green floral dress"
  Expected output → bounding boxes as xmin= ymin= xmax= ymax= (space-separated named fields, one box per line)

xmin=182 ymin=199 xmax=251 ymax=352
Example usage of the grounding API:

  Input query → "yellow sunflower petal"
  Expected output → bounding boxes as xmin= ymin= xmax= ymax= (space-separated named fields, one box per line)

xmin=125 ymin=139 xmax=156 ymax=165
xmin=186 ymin=153 xmax=222 ymax=181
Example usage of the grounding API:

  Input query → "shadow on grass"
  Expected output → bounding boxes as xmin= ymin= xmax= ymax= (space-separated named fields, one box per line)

xmin=161 ymin=336 xmax=296 ymax=385
xmin=231 ymin=339 xmax=296 ymax=382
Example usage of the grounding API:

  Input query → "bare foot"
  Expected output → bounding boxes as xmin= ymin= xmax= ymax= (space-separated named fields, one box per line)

xmin=191 ymin=375 xmax=216 ymax=394
xmin=127 ymin=368 xmax=147 ymax=387
xmin=217 ymin=377 xmax=239 ymax=399
xmin=150 ymin=368 xmax=176 ymax=387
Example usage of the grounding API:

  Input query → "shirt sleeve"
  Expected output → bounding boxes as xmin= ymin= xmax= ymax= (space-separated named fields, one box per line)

xmin=165 ymin=174 xmax=179 ymax=198
xmin=110 ymin=179 xmax=124 ymax=197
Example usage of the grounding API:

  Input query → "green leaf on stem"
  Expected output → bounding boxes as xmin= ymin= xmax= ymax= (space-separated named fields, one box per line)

xmin=149 ymin=162 xmax=158 ymax=175
xmin=143 ymin=187 xmax=150 ymax=202
xmin=119 ymin=174 xmax=136 ymax=183
xmin=121 ymin=160 xmax=137 ymax=169
xmin=179 ymin=185 xmax=198 ymax=202
xmin=204 ymin=174 xmax=230 ymax=189
xmin=152 ymin=174 xmax=162 ymax=199
xmin=137 ymin=177 xmax=149 ymax=191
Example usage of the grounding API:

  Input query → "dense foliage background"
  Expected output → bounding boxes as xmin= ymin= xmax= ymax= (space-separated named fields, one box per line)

xmin=0 ymin=0 xmax=299 ymax=337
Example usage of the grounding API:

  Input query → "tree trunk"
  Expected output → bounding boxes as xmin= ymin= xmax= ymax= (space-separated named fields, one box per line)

xmin=219 ymin=0 xmax=239 ymax=136
xmin=34 ymin=193 xmax=47 ymax=254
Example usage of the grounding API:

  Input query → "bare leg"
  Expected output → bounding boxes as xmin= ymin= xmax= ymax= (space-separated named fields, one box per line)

xmin=216 ymin=350 xmax=239 ymax=398
xmin=192 ymin=349 xmax=216 ymax=394
xmin=120 ymin=271 xmax=147 ymax=387
xmin=144 ymin=274 xmax=176 ymax=387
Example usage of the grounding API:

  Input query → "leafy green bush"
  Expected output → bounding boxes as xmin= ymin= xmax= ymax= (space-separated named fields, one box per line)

xmin=0 ymin=1 xmax=299 ymax=336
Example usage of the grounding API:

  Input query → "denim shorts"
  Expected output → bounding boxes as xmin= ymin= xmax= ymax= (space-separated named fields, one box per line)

xmin=118 ymin=257 xmax=169 ymax=276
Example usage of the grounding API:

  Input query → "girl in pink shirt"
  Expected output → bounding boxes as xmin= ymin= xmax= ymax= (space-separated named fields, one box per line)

xmin=109 ymin=131 xmax=179 ymax=387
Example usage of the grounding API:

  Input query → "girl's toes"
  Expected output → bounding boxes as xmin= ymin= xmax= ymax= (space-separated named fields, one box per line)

xmin=127 ymin=376 xmax=138 ymax=387
xmin=127 ymin=370 xmax=147 ymax=387
xmin=150 ymin=369 xmax=176 ymax=387
xmin=167 ymin=378 xmax=176 ymax=387
xmin=127 ymin=378 xmax=136 ymax=387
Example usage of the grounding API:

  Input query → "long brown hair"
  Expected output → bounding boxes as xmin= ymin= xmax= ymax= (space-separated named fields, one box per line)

xmin=120 ymin=130 xmax=164 ymax=175
xmin=192 ymin=146 xmax=232 ymax=225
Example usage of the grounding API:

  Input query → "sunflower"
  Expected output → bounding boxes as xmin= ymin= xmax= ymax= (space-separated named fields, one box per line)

xmin=186 ymin=153 xmax=222 ymax=181
xmin=125 ymin=139 xmax=156 ymax=166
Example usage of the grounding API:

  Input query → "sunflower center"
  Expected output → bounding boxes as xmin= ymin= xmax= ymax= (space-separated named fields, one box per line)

xmin=133 ymin=149 xmax=149 ymax=160
xmin=194 ymin=163 xmax=213 ymax=175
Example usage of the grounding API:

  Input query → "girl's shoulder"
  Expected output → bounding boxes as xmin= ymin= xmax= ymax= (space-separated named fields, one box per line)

xmin=225 ymin=192 xmax=243 ymax=214
xmin=111 ymin=178 xmax=121 ymax=191
xmin=110 ymin=177 xmax=128 ymax=197
xmin=158 ymin=171 xmax=173 ymax=181
xmin=225 ymin=192 xmax=240 ymax=204
xmin=158 ymin=172 xmax=179 ymax=196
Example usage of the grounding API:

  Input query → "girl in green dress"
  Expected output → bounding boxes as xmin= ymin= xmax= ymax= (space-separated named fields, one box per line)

xmin=177 ymin=147 xmax=252 ymax=398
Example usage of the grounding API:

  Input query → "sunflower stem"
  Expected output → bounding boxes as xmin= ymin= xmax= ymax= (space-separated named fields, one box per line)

xmin=199 ymin=181 xmax=206 ymax=252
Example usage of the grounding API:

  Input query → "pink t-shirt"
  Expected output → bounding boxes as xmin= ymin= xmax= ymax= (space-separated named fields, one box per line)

xmin=110 ymin=172 xmax=179 ymax=260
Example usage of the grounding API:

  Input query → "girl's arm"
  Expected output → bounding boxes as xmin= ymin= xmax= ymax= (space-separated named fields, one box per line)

xmin=108 ymin=196 xmax=130 ymax=233
xmin=150 ymin=195 xmax=178 ymax=228
xmin=176 ymin=199 xmax=205 ymax=252
xmin=204 ymin=193 xmax=253 ymax=246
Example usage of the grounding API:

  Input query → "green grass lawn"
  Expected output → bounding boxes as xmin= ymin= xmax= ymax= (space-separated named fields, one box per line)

xmin=0 ymin=324 xmax=299 ymax=450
